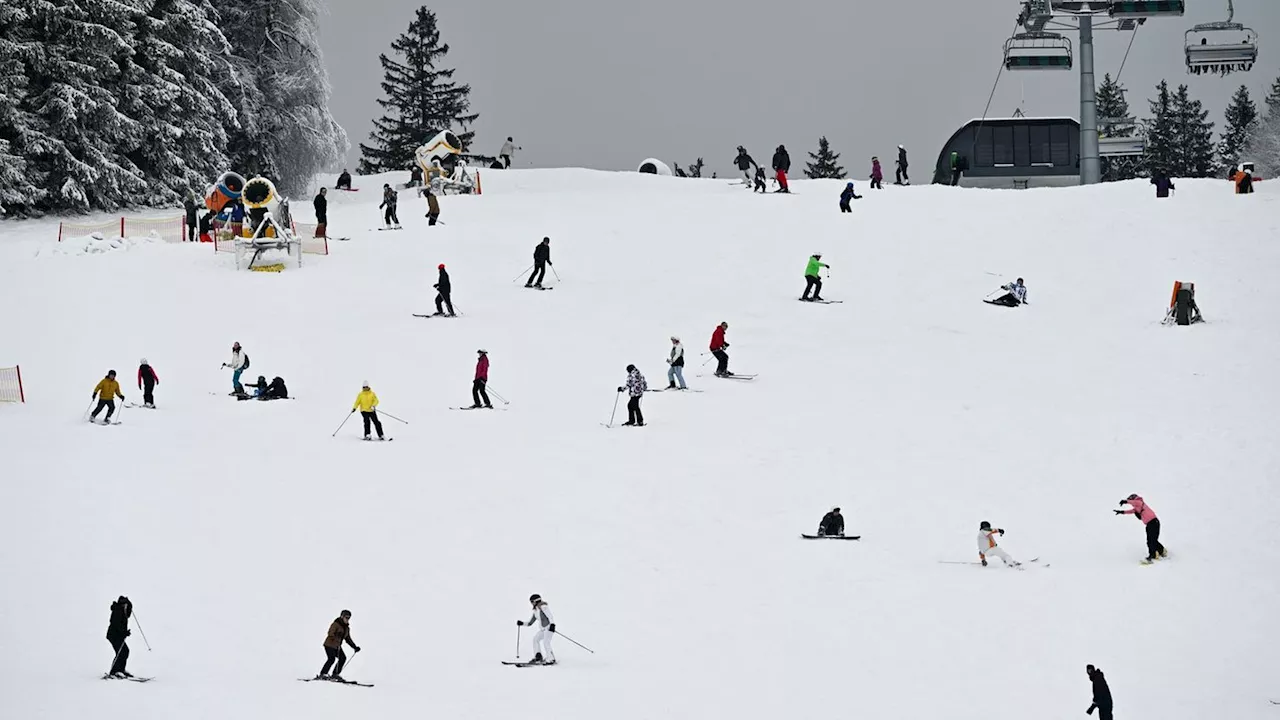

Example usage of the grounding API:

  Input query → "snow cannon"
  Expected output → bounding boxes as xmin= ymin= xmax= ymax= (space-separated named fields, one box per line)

xmin=637 ymin=158 xmax=673 ymax=176
xmin=242 ymin=176 xmax=278 ymax=209
xmin=416 ymin=130 xmax=464 ymax=176
xmin=205 ymin=171 xmax=246 ymax=214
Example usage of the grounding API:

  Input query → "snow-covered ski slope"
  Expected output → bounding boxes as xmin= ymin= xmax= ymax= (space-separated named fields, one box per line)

xmin=2 ymin=171 xmax=1279 ymax=720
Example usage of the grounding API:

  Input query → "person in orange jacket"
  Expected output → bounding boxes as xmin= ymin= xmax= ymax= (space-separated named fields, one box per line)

xmin=90 ymin=370 xmax=125 ymax=424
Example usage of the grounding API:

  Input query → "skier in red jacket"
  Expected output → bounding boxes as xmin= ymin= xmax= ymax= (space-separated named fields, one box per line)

xmin=709 ymin=322 xmax=733 ymax=377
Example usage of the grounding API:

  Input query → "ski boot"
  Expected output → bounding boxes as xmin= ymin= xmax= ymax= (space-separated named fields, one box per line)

xmin=532 ymin=653 xmax=544 ymax=664
xmin=484 ymin=404 xmax=493 ymax=409
xmin=1141 ymin=556 xmax=1156 ymax=565
xmin=330 ymin=674 xmax=344 ymax=682
xmin=363 ymin=434 xmax=371 ymax=441
xmin=468 ymin=404 xmax=481 ymax=409
xmin=667 ymin=382 xmax=677 ymax=389
xmin=524 ymin=282 xmax=533 ymax=288
xmin=1159 ymin=547 xmax=1168 ymax=558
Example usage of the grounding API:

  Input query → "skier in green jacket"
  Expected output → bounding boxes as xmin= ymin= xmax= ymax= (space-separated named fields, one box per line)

xmin=801 ymin=253 xmax=830 ymax=301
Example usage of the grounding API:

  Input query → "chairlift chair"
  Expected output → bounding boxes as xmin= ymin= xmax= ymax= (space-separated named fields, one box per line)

xmin=1184 ymin=1 xmax=1257 ymax=76
xmin=1109 ymin=0 xmax=1185 ymax=18
xmin=1004 ymin=32 xmax=1073 ymax=71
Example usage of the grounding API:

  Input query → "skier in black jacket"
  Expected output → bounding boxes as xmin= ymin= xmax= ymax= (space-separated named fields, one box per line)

xmin=733 ymin=146 xmax=759 ymax=184
xmin=772 ymin=145 xmax=791 ymax=193
xmin=106 ymin=596 xmax=133 ymax=677
xmin=137 ymin=359 xmax=159 ymax=408
xmin=313 ymin=187 xmax=328 ymax=237
xmin=895 ymin=145 xmax=909 ymax=185
xmin=1085 ymin=665 xmax=1113 ymax=720
xmin=434 ymin=263 xmax=454 ymax=316
xmin=817 ymin=507 xmax=845 ymax=536
xmin=526 ymin=237 xmax=552 ymax=288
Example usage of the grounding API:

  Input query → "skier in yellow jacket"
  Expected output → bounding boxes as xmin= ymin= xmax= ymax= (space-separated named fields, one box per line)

xmin=352 ymin=382 xmax=384 ymax=440
xmin=90 ymin=370 xmax=125 ymax=424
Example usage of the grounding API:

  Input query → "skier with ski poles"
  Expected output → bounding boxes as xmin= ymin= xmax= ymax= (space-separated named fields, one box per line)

xmin=137 ymin=358 xmax=159 ymax=408
xmin=618 ymin=364 xmax=647 ymax=426
xmin=977 ymin=521 xmax=1019 ymax=567
xmin=516 ymin=594 xmax=556 ymax=664
xmin=379 ymin=184 xmax=399 ymax=228
xmin=709 ymin=322 xmax=733 ymax=377
xmin=90 ymin=370 xmax=125 ymax=424
xmin=353 ymin=382 xmax=384 ymax=441
xmin=319 ymin=609 xmax=360 ymax=680
xmin=665 ymin=336 xmax=687 ymax=390
xmin=1085 ymin=664 xmax=1114 ymax=720
xmin=526 ymin=237 xmax=552 ymax=288
xmin=1115 ymin=494 xmax=1166 ymax=564
xmin=471 ymin=350 xmax=492 ymax=408
xmin=221 ymin=341 xmax=248 ymax=395
xmin=105 ymin=595 xmax=133 ymax=677
xmin=801 ymin=253 xmax=829 ymax=301
xmin=434 ymin=263 xmax=455 ymax=316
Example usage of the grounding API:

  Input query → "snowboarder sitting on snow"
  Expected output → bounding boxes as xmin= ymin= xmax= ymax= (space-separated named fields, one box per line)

xmin=988 ymin=278 xmax=1027 ymax=307
xmin=839 ymin=182 xmax=862 ymax=212
xmin=977 ymin=521 xmax=1019 ymax=567
xmin=801 ymin=253 xmax=829 ymax=301
xmin=817 ymin=507 xmax=845 ymax=537
xmin=137 ymin=359 xmax=159 ymax=409
xmin=1115 ymin=493 xmax=1165 ymax=564
xmin=336 ymin=170 xmax=352 ymax=190
xmin=319 ymin=609 xmax=360 ymax=680
xmin=1085 ymin=664 xmax=1113 ymax=720
xmin=91 ymin=370 xmax=125 ymax=424
xmin=261 ymin=376 xmax=288 ymax=400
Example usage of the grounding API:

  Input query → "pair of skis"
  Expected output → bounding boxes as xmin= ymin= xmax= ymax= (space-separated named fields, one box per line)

xmin=800 ymin=534 xmax=861 ymax=540
xmin=938 ymin=557 xmax=1048 ymax=569
xmin=501 ymin=660 xmax=557 ymax=668
xmin=800 ymin=298 xmax=842 ymax=304
xmin=298 ymin=676 xmax=374 ymax=687
xmin=411 ymin=313 xmax=460 ymax=319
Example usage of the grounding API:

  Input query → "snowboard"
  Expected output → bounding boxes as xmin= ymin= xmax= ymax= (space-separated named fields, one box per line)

xmin=501 ymin=661 xmax=557 ymax=667
xmin=801 ymin=534 xmax=861 ymax=540
xmin=298 ymin=677 xmax=374 ymax=687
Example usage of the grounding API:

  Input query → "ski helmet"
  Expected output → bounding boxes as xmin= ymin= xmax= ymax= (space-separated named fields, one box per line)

xmin=1126 ymin=493 xmax=1138 ymax=501
xmin=979 ymin=520 xmax=991 ymax=530
xmin=477 ymin=349 xmax=487 ymax=355
xmin=899 ymin=144 xmax=905 ymax=150
xmin=139 ymin=358 xmax=148 ymax=366
xmin=626 ymin=364 xmax=636 ymax=372
xmin=107 ymin=370 xmax=117 ymax=377
xmin=529 ymin=594 xmax=542 ymax=604
xmin=362 ymin=381 xmax=370 ymax=388
xmin=831 ymin=506 xmax=841 ymax=513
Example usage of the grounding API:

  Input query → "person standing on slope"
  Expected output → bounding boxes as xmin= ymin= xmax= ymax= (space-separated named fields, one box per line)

xmin=379 ymin=184 xmax=400 ymax=228
xmin=618 ymin=364 xmax=648 ymax=426
xmin=137 ymin=359 xmax=159 ymax=409
xmin=517 ymin=594 xmax=556 ymax=664
xmin=666 ymin=336 xmax=687 ymax=390
xmin=319 ymin=609 xmax=360 ymax=680
xmin=870 ymin=157 xmax=884 ymax=189
xmin=313 ymin=187 xmax=328 ymax=238
xmin=105 ymin=595 xmax=133 ymax=677
xmin=977 ymin=521 xmax=1019 ymax=567
xmin=710 ymin=322 xmax=733 ymax=377
xmin=733 ymin=145 xmax=759 ymax=185
xmin=839 ymin=181 xmax=861 ymax=212
xmin=500 ymin=137 xmax=521 ymax=168
xmin=184 ymin=192 xmax=199 ymax=242
xmin=353 ymin=382 xmax=384 ymax=440
xmin=801 ymin=254 xmax=830 ymax=301
xmin=90 ymin=370 xmax=125 ymax=424
xmin=1150 ymin=173 xmax=1175 ymax=199
xmin=895 ymin=144 xmax=909 ymax=185
xmin=771 ymin=145 xmax=791 ymax=193
xmin=471 ymin=350 xmax=492 ymax=408
xmin=526 ymin=237 xmax=552 ymax=288
xmin=222 ymin=341 xmax=248 ymax=395
xmin=1116 ymin=494 xmax=1165 ymax=563
xmin=424 ymin=187 xmax=441 ymax=226
xmin=753 ymin=165 xmax=768 ymax=193
xmin=1085 ymin=664 xmax=1113 ymax=720
xmin=817 ymin=507 xmax=845 ymax=537
xmin=434 ymin=263 xmax=455 ymax=316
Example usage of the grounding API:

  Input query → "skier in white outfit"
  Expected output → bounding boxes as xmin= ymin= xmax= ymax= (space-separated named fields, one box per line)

xmin=977 ymin=521 xmax=1019 ymax=567
xmin=517 ymin=593 xmax=556 ymax=664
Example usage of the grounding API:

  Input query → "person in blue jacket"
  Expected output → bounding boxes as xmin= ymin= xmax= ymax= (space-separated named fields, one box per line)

xmin=839 ymin=182 xmax=862 ymax=212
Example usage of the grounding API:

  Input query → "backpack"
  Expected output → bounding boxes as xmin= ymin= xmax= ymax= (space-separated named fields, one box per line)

xmin=242 ymin=353 xmax=250 ymax=369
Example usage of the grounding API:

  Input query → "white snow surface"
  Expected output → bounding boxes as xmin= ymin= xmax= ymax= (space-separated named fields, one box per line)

xmin=2 ymin=171 xmax=1280 ymax=719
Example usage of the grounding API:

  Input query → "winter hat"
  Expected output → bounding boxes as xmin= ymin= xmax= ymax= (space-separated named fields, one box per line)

xmin=341 ymin=609 xmax=352 ymax=618
xmin=626 ymin=364 xmax=636 ymax=372
xmin=831 ymin=506 xmax=841 ymax=513
xmin=671 ymin=336 xmax=680 ymax=342
xmin=529 ymin=594 xmax=542 ymax=603
xmin=846 ymin=182 xmax=854 ymax=189
xmin=139 ymin=358 xmax=148 ymax=365
xmin=477 ymin=349 xmax=487 ymax=354
xmin=438 ymin=263 xmax=445 ymax=270
xmin=107 ymin=370 xmax=117 ymax=377
xmin=899 ymin=144 xmax=905 ymax=149
xmin=979 ymin=520 xmax=991 ymax=530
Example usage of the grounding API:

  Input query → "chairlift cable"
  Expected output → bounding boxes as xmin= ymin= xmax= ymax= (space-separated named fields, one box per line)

xmin=1115 ymin=23 xmax=1140 ymax=83
xmin=974 ymin=21 xmax=1021 ymax=158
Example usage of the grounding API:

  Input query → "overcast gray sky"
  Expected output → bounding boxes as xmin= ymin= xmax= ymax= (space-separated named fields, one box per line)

xmin=318 ymin=0 xmax=1280 ymax=177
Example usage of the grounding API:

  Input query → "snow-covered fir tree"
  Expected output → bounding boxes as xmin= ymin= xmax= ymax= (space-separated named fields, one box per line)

xmin=1242 ymin=111 xmax=1280 ymax=177
xmin=804 ymin=137 xmax=844 ymax=179
xmin=1172 ymin=84 xmax=1216 ymax=177
xmin=1217 ymin=85 xmax=1258 ymax=175
xmin=1095 ymin=74 xmax=1139 ymax=182
xmin=217 ymin=0 xmax=347 ymax=198
xmin=1264 ymin=74 xmax=1280 ymax=119
xmin=358 ymin=6 xmax=476 ymax=174
xmin=1143 ymin=81 xmax=1178 ymax=177
xmin=0 ymin=3 xmax=46 ymax=214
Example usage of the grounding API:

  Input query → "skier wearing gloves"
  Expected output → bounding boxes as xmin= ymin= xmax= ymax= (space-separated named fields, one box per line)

xmin=1115 ymin=494 xmax=1166 ymax=563
xmin=801 ymin=254 xmax=829 ymax=302
xmin=105 ymin=595 xmax=133 ymax=677
xmin=471 ymin=350 xmax=492 ymax=409
xmin=977 ymin=521 xmax=1019 ymax=567
xmin=817 ymin=507 xmax=845 ymax=537
xmin=618 ymin=364 xmax=648 ymax=427
xmin=895 ymin=144 xmax=909 ymax=185
xmin=434 ymin=264 xmax=455 ymax=316
xmin=221 ymin=341 xmax=248 ymax=395
xmin=526 ymin=237 xmax=552 ymax=288
xmin=319 ymin=609 xmax=360 ymax=680
xmin=517 ymin=594 xmax=556 ymax=664
xmin=838 ymin=181 xmax=862 ymax=212
xmin=1085 ymin=664 xmax=1114 ymax=720
xmin=665 ymin=336 xmax=687 ymax=390
xmin=733 ymin=145 xmax=759 ymax=184
xmin=709 ymin=321 xmax=733 ymax=377
xmin=379 ymin=184 xmax=400 ymax=228
xmin=771 ymin=144 xmax=791 ymax=193
xmin=353 ymin=382 xmax=385 ymax=440
xmin=137 ymin=359 xmax=159 ymax=408
xmin=90 ymin=370 xmax=125 ymax=424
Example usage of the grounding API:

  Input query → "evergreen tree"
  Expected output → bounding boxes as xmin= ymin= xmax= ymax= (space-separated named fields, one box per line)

xmin=1143 ymin=81 xmax=1178 ymax=176
xmin=685 ymin=158 xmax=704 ymax=178
xmin=1172 ymin=84 xmax=1216 ymax=177
xmin=358 ymin=7 xmax=477 ymax=174
xmin=1217 ymin=85 xmax=1258 ymax=175
xmin=217 ymin=0 xmax=347 ymax=197
xmin=804 ymin=136 xmax=845 ymax=179
xmin=0 ymin=2 xmax=46 ymax=215
xmin=1095 ymin=73 xmax=1139 ymax=181
xmin=1242 ymin=112 xmax=1280 ymax=177
xmin=1264 ymin=74 xmax=1280 ymax=119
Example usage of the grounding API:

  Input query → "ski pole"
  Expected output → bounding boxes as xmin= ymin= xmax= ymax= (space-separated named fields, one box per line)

xmin=511 ymin=264 xmax=533 ymax=282
xmin=701 ymin=354 xmax=715 ymax=366
xmin=550 ymin=265 xmax=562 ymax=282
xmin=486 ymin=386 xmax=510 ymax=405
xmin=332 ymin=410 xmax=355 ymax=437
xmin=515 ymin=623 xmax=521 ymax=659
xmin=377 ymin=409 xmax=409 ymax=424
xmin=131 ymin=610 xmax=152 ymax=651
xmin=83 ymin=399 xmax=96 ymax=422
xmin=342 ymin=651 xmax=359 ymax=674
xmin=606 ymin=391 xmax=621 ymax=427
xmin=555 ymin=631 xmax=594 ymax=654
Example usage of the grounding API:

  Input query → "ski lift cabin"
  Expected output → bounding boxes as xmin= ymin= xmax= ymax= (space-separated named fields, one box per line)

xmin=933 ymin=117 xmax=1081 ymax=189
xmin=1109 ymin=1 xmax=1185 ymax=18
xmin=1184 ymin=1 xmax=1258 ymax=76
xmin=1004 ymin=32 xmax=1073 ymax=70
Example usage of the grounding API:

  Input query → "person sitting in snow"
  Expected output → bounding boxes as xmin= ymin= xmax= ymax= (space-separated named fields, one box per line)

xmin=336 ymin=169 xmax=352 ymax=190
xmin=247 ymin=376 xmax=268 ymax=399
xmin=987 ymin=278 xmax=1028 ymax=307
xmin=839 ymin=182 xmax=862 ymax=212
xmin=264 ymin=376 xmax=288 ymax=400
xmin=817 ymin=507 xmax=845 ymax=536
xmin=977 ymin=521 xmax=1019 ymax=567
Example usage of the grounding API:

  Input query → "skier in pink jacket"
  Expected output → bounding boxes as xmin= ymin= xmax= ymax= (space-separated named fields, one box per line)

xmin=1115 ymin=494 xmax=1166 ymax=563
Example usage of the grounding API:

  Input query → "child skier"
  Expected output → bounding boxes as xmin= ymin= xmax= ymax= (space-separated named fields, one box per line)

xmin=1115 ymin=494 xmax=1166 ymax=563
xmin=839 ymin=182 xmax=862 ymax=213
xmin=977 ymin=521 xmax=1019 ymax=567
xmin=666 ymin=336 xmax=687 ymax=390
xmin=870 ymin=157 xmax=884 ymax=189
xmin=137 ymin=359 xmax=159 ymax=408
xmin=618 ymin=364 xmax=647 ymax=426
xmin=753 ymin=165 xmax=767 ymax=193
xmin=517 ymin=594 xmax=556 ymax=664
xmin=90 ymin=370 xmax=125 ymax=424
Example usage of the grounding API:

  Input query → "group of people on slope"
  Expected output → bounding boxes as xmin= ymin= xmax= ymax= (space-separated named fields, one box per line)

xmin=613 ymin=321 xmax=737 ymax=427
xmin=88 ymin=360 xmax=161 ymax=424
xmin=733 ymin=145 xmax=792 ymax=193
